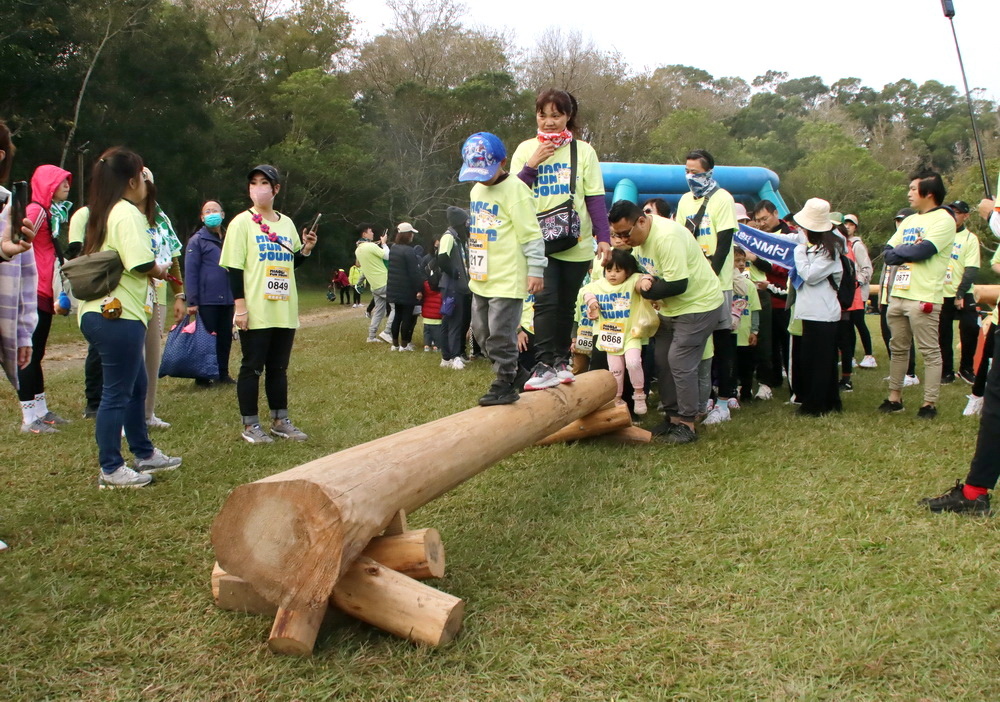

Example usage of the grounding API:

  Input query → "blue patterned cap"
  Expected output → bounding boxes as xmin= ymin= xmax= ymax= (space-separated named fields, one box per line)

xmin=459 ymin=132 xmax=506 ymax=183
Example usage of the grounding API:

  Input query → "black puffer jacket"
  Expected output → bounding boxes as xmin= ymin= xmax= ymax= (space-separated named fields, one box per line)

xmin=386 ymin=243 xmax=425 ymax=305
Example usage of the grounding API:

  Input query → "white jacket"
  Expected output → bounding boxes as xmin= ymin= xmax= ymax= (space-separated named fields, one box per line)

xmin=793 ymin=242 xmax=843 ymax=322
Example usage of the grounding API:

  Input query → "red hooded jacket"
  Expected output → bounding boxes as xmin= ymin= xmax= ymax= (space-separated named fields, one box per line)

xmin=26 ymin=165 xmax=72 ymax=314
xmin=421 ymin=281 xmax=442 ymax=320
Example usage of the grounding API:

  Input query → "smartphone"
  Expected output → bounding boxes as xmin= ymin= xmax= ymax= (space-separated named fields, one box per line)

xmin=308 ymin=213 xmax=322 ymax=233
xmin=9 ymin=181 xmax=28 ymax=244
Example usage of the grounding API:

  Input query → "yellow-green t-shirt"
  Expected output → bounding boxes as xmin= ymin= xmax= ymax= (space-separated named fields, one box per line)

xmin=355 ymin=241 xmax=388 ymax=290
xmin=631 ymin=216 xmax=723 ymax=317
xmin=734 ymin=277 xmax=761 ymax=347
xmin=675 ymin=189 xmax=738 ymax=291
xmin=77 ymin=200 xmax=155 ymax=325
xmin=583 ymin=273 xmax=644 ymax=355
xmin=348 ymin=265 xmax=362 ymax=286
xmin=886 ymin=208 xmax=957 ymax=304
xmin=68 ymin=206 xmax=89 ymax=245
xmin=509 ymin=138 xmax=604 ymax=263
xmin=467 ymin=176 xmax=542 ymax=300
xmin=520 ymin=293 xmax=535 ymax=334
xmin=943 ymin=226 xmax=980 ymax=298
xmin=220 ymin=209 xmax=302 ymax=330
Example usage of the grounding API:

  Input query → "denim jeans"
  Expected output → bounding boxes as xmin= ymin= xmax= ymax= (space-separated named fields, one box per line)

xmin=80 ymin=312 xmax=155 ymax=474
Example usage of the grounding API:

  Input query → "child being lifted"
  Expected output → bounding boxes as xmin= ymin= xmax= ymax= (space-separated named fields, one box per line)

xmin=583 ymin=249 xmax=649 ymax=414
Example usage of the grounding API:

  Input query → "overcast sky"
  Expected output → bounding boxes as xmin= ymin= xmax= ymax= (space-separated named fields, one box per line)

xmin=343 ymin=0 xmax=999 ymax=103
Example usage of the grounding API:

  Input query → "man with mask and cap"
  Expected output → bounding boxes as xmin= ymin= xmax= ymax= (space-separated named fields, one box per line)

xmin=675 ymin=149 xmax=739 ymax=425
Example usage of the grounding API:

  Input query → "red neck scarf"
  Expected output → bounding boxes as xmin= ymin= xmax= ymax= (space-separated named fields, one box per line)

xmin=537 ymin=130 xmax=573 ymax=148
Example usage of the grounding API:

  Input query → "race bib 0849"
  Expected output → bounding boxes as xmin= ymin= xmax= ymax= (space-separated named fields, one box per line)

xmin=265 ymin=265 xmax=291 ymax=301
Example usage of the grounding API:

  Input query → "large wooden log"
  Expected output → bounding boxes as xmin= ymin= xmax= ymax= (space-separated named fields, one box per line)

xmin=332 ymin=557 xmax=464 ymax=646
xmin=212 ymin=371 xmax=616 ymax=610
xmin=535 ymin=402 xmax=632 ymax=446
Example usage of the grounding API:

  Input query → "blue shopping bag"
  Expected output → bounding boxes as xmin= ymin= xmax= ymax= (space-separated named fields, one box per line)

xmin=158 ymin=314 xmax=219 ymax=379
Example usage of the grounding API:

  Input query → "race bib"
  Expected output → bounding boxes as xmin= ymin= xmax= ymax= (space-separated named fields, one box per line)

xmin=598 ymin=321 xmax=625 ymax=354
xmin=557 ymin=166 xmax=572 ymax=186
xmin=575 ymin=326 xmax=594 ymax=353
xmin=265 ymin=265 xmax=291 ymax=301
xmin=944 ymin=265 xmax=953 ymax=285
xmin=893 ymin=265 xmax=911 ymax=291
xmin=145 ymin=281 xmax=155 ymax=317
xmin=469 ymin=232 xmax=488 ymax=281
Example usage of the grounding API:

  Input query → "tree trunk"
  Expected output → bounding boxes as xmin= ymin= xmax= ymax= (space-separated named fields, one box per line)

xmin=212 ymin=371 xmax=615 ymax=610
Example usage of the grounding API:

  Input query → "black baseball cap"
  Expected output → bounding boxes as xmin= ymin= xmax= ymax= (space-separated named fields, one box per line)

xmin=949 ymin=200 xmax=970 ymax=214
xmin=894 ymin=207 xmax=916 ymax=221
xmin=248 ymin=164 xmax=280 ymax=185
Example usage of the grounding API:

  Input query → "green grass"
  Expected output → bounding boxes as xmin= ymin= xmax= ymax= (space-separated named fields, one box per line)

xmin=3 ymin=313 xmax=999 ymax=700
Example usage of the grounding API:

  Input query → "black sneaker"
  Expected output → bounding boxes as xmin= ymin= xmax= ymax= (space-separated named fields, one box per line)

xmin=650 ymin=419 xmax=677 ymax=436
xmin=878 ymin=399 xmax=904 ymax=413
xmin=513 ymin=367 xmax=531 ymax=393
xmin=478 ymin=380 xmax=518 ymax=406
xmin=920 ymin=481 xmax=991 ymax=515
xmin=940 ymin=373 xmax=956 ymax=384
xmin=959 ymin=368 xmax=976 ymax=385
xmin=659 ymin=422 xmax=697 ymax=444
xmin=839 ymin=378 xmax=853 ymax=392
xmin=917 ymin=404 xmax=937 ymax=419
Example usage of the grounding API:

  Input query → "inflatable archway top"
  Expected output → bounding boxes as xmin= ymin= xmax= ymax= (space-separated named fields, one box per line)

xmin=600 ymin=163 xmax=790 ymax=217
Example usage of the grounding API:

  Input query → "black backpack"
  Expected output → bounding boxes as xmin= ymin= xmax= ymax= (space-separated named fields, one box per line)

xmin=829 ymin=252 xmax=858 ymax=311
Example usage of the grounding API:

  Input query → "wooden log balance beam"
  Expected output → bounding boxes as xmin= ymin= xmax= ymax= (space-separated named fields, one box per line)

xmin=211 ymin=370 xmax=616 ymax=611
xmin=535 ymin=401 xmax=632 ymax=445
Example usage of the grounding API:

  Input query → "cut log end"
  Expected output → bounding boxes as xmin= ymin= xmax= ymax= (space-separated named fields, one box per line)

xmin=267 ymin=605 xmax=328 ymax=656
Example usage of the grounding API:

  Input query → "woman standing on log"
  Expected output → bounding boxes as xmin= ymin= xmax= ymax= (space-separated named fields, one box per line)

xmin=511 ymin=89 xmax=612 ymax=391
xmin=220 ymin=165 xmax=317 ymax=445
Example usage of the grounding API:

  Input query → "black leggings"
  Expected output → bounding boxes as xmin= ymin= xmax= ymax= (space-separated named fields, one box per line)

xmin=390 ymin=304 xmax=417 ymax=346
xmin=850 ymin=308 xmax=873 ymax=355
xmin=237 ymin=327 xmax=296 ymax=423
xmin=18 ymin=311 xmax=52 ymax=401
xmin=799 ymin=320 xmax=842 ymax=416
xmin=534 ymin=258 xmax=591 ymax=366
xmin=339 ymin=287 xmax=351 ymax=304
xmin=198 ymin=304 xmax=235 ymax=379
xmin=939 ymin=294 xmax=978 ymax=375
xmin=837 ymin=317 xmax=855 ymax=376
xmin=713 ymin=328 xmax=736 ymax=399
xmin=353 ymin=287 xmax=361 ymax=304
xmin=966 ymin=325 xmax=1000 ymax=489
xmin=972 ymin=325 xmax=996 ymax=397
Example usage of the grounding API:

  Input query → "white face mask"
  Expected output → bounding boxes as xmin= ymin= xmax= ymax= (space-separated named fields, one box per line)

xmin=250 ymin=184 xmax=275 ymax=208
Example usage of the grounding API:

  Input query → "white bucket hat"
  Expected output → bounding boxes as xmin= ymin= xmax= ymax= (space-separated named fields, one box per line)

xmin=792 ymin=198 xmax=833 ymax=233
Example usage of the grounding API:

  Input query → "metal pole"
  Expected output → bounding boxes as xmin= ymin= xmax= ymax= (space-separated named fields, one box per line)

xmin=946 ymin=13 xmax=992 ymax=198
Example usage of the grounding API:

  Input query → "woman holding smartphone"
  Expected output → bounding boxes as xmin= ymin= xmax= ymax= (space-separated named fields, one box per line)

xmin=79 ymin=147 xmax=182 ymax=488
xmin=220 ymin=165 xmax=317 ymax=444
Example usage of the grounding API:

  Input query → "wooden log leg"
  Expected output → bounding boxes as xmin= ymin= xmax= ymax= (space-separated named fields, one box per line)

xmin=605 ymin=426 xmax=653 ymax=443
xmin=535 ymin=401 xmax=633 ymax=446
xmin=213 ymin=562 xmax=279 ymax=615
xmin=332 ymin=557 xmax=464 ymax=646
xmin=382 ymin=509 xmax=407 ymax=536
xmin=268 ymin=605 xmax=327 ymax=655
xmin=363 ymin=528 xmax=444 ymax=579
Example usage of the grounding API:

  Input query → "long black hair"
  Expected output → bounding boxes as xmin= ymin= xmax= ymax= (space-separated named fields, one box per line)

xmin=803 ymin=229 xmax=842 ymax=260
xmin=84 ymin=147 xmax=143 ymax=255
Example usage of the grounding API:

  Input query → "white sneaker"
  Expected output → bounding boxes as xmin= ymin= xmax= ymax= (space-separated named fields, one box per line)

xmin=904 ymin=374 xmax=920 ymax=387
xmin=727 ymin=397 xmax=740 ymax=410
xmin=450 ymin=357 xmax=466 ymax=370
xmin=963 ymin=394 xmax=984 ymax=416
xmin=0 ymin=539 xmax=7 ymax=552
xmin=366 ymin=337 xmax=383 ymax=343
xmin=401 ymin=344 xmax=415 ymax=351
xmin=99 ymin=464 xmax=153 ymax=489
xmin=147 ymin=414 xmax=171 ymax=429
xmin=633 ymin=393 xmax=648 ymax=416
xmin=378 ymin=331 xmax=393 ymax=344
xmin=702 ymin=404 xmax=731 ymax=425
xmin=859 ymin=355 xmax=878 ymax=369
xmin=755 ymin=384 xmax=773 ymax=400
xmin=440 ymin=358 xmax=452 ymax=368
xmin=390 ymin=345 xmax=399 ymax=351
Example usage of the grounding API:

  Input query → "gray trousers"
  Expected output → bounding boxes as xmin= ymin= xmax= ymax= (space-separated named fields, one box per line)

xmin=655 ymin=302 xmax=726 ymax=422
xmin=471 ymin=294 xmax=522 ymax=383
xmin=367 ymin=285 xmax=395 ymax=339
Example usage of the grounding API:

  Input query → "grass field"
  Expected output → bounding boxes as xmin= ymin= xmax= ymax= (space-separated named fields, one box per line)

xmin=2 ymin=306 xmax=999 ymax=701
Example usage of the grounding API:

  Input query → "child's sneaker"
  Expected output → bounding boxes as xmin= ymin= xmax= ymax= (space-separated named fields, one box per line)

xmin=450 ymin=357 xmax=466 ymax=370
xmin=424 ymin=346 xmax=431 ymax=352
xmin=633 ymin=393 xmax=648 ymax=416
xmin=478 ymin=380 xmax=518 ymax=406
xmin=754 ymin=384 xmax=772 ymax=400
xmin=702 ymin=403 xmax=731 ymax=425
xmin=41 ymin=411 xmax=71 ymax=425
xmin=963 ymin=394 xmax=984 ymax=416
xmin=858 ymin=355 xmax=878 ymax=369
xmin=242 ymin=423 xmax=274 ymax=444
xmin=271 ymin=418 xmax=308 ymax=441
xmin=726 ymin=397 xmax=740 ymax=410
xmin=99 ymin=465 xmax=153 ymax=489
xmin=523 ymin=363 xmax=560 ymax=391
xmin=133 ymin=448 xmax=182 ymax=474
